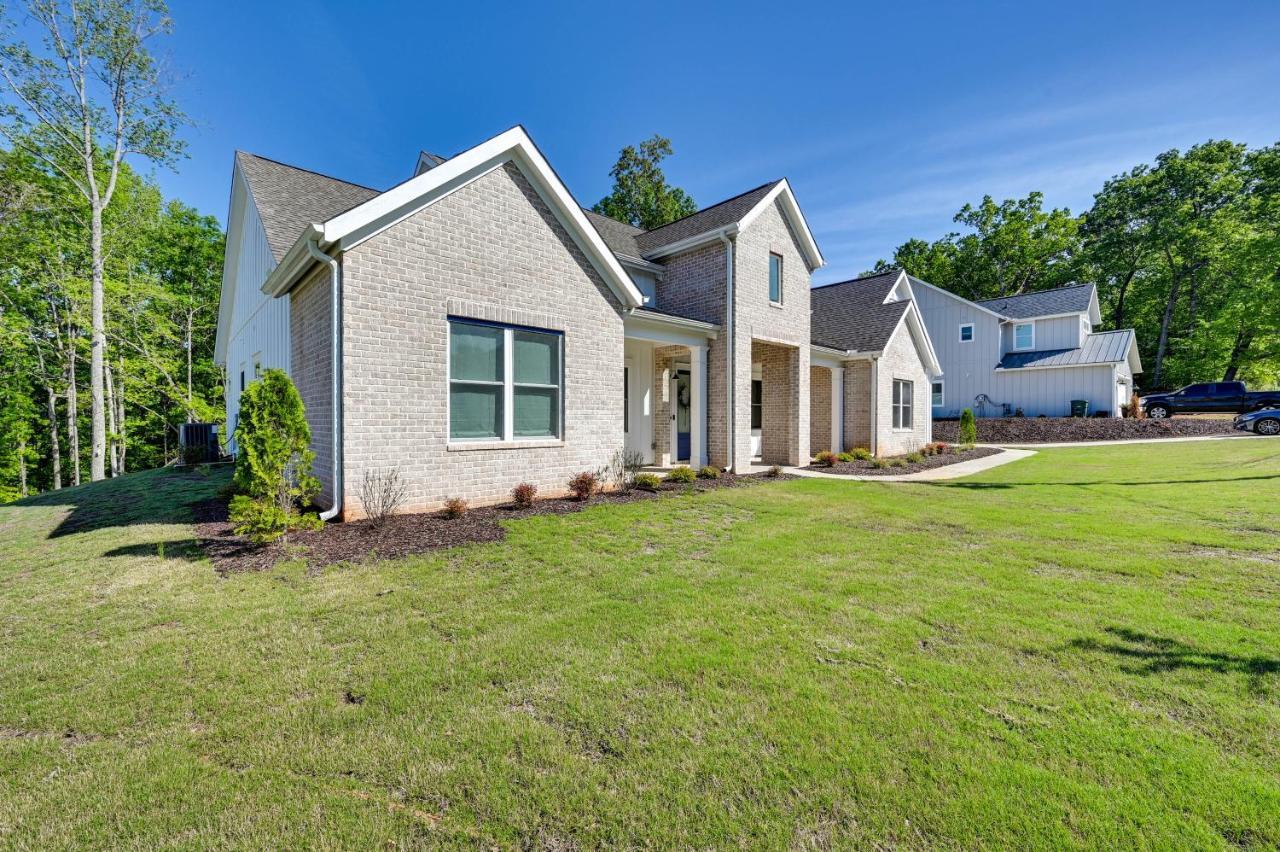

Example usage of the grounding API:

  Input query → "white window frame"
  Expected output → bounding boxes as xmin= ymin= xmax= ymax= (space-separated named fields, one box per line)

xmin=447 ymin=318 xmax=564 ymax=444
xmin=1013 ymin=321 xmax=1035 ymax=350
xmin=931 ymin=379 xmax=944 ymax=409
xmin=959 ymin=323 xmax=974 ymax=343
xmin=768 ymin=253 xmax=783 ymax=305
xmin=892 ymin=378 xmax=914 ymax=430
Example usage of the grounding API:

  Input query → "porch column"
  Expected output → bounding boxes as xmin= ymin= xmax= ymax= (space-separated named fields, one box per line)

xmin=689 ymin=344 xmax=707 ymax=468
xmin=831 ymin=367 xmax=844 ymax=453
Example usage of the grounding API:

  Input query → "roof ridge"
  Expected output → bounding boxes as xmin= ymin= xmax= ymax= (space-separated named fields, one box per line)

xmin=236 ymin=150 xmax=380 ymax=193
xmin=640 ymin=178 xmax=782 ymax=238
xmin=974 ymin=282 xmax=1094 ymax=304
xmin=810 ymin=268 xmax=901 ymax=291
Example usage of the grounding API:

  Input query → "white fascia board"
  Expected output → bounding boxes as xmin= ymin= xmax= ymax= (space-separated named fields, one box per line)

xmin=641 ymin=224 xmax=738 ymax=261
xmin=1127 ymin=336 xmax=1144 ymax=374
xmin=890 ymin=302 xmax=943 ymax=376
xmin=994 ymin=361 xmax=1120 ymax=373
xmin=1088 ymin=287 xmax=1102 ymax=324
xmin=262 ymin=223 xmax=324 ymax=297
xmin=736 ymin=179 xmax=825 ymax=270
xmin=624 ymin=311 xmax=718 ymax=348
xmin=909 ymin=276 xmax=1008 ymax=320
xmin=881 ymin=269 xmax=910 ymax=304
xmin=214 ymin=165 xmax=246 ymax=364
xmin=810 ymin=345 xmax=850 ymax=369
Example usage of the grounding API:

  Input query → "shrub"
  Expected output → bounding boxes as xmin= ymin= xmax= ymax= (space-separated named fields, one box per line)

xmin=1124 ymin=390 xmax=1144 ymax=419
xmin=568 ymin=471 xmax=599 ymax=501
xmin=665 ymin=465 xmax=697 ymax=484
xmin=633 ymin=472 xmax=662 ymax=491
xmin=510 ymin=481 xmax=537 ymax=508
xmin=905 ymin=451 xmax=925 ymax=464
xmin=698 ymin=465 xmax=720 ymax=480
xmin=359 ymin=467 xmax=407 ymax=527
xmin=870 ymin=458 xmax=891 ymax=469
xmin=887 ymin=457 xmax=907 ymax=468
xmin=958 ymin=408 xmax=978 ymax=445
xmin=837 ymin=452 xmax=855 ymax=463
xmin=926 ymin=441 xmax=950 ymax=455
xmin=848 ymin=447 xmax=872 ymax=461
xmin=443 ymin=497 xmax=468 ymax=518
xmin=814 ymin=450 xmax=838 ymax=467
xmin=229 ymin=369 xmax=322 ymax=544
xmin=1013 ymin=407 xmax=1025 ymax=418
xmin=605 ymin=447 xmax=646 ymax=492
xmin=766 ymin=464 xmax=783 ymax=478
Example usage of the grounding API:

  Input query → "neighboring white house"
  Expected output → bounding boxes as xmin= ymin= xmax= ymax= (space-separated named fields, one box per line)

xmin=911 ymin=279 xmax=1142 ymax=418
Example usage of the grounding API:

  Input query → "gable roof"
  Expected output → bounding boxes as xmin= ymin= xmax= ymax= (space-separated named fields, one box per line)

xmin=582 ymin=209 xmax=645 ymax=260
xmin=976 ymin=283 xmax=1096 ymax=319
xmin=996 ymin=328 xmax=1139 ymax=370
xmin=235 ymin=151 xmax=379 ymax=262
xmin=260 ymin=126 xmax=644 ymax=310
xmin=634 ymin=181 xmax=779 ymax=255
xmin=809 ymin=270 xmax=909 ymax=353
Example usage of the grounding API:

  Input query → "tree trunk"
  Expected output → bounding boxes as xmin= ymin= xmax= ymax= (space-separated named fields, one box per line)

xmin=90 ymin=202 xmax=107 ymax=482
xmin=67 ymin=353 xmax=81 ymax=487
xmin=116 ymin=358 xmax=127 ymax=475
xmin=1222 ymin=328 xmax=1254 ymax=382
xmin=18 ymin=437 xmax=27 ymax=498
xmin=45 ymin=386 xmax=62 ymax=491
xmin=1153 ymin=254 xmax=1182 ymax=389
xmin=186 ymin=309 xmax=194 ymax=422
xmin=105 ymin=360 xmax=119 ymax=477
xmin=1112 ymin=266 xmax=1137 ymax=329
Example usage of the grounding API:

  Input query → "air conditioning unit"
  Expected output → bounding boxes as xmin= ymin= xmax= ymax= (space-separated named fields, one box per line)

xmin=178 ymin=422 xmax=221 ymax=464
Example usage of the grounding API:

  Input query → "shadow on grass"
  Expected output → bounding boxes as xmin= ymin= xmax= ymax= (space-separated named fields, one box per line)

xmin=10 ymin=466 xmax=232 ymax=539
xmin=102 ymin=539 xmax=206 ymax=562
xmin=1067 ymin=627 xmax=1279 ymax=695
xmin=927 ymin=473 xmax=1280 ymax=490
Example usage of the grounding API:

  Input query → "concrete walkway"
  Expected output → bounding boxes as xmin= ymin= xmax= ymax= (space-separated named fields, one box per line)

xmin=987 ymin=432 xmax=1264 ymax=449
xmin=761 ymin=447 xmax=1037 ymax=483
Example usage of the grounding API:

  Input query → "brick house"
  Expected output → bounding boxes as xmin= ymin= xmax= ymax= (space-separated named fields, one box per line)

xmin=214 ymin=127 xmax=942 ymax=519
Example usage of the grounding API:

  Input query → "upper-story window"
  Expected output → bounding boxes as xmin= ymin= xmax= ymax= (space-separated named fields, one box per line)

xmin=1014 ymin=322 xmax=1035 ymax=350
xmin=768 ymin=253 xmax=783 ymax=304
xmin=1081 ymin=316 xmax=1092 ymax=336
xmin=959 ymin=323 xmax=974 ymax=343
xmin=448 ymin=319 xmax=562 ymax=442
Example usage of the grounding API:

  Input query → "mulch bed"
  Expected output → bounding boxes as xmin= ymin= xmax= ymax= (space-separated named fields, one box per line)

xmin=803 ymin=446 xmax=1002 ymax=476
xmin=932 ymin=416 xmax=1238 ymax=444
xmin=193 ymin=471 xmax=795 ymax=575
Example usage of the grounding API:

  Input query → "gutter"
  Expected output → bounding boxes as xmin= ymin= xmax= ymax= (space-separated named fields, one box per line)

xmin=718 ymin=231 xmax=735 ymax=471
xmin=305 ymin=238 xmax=344 ymax=523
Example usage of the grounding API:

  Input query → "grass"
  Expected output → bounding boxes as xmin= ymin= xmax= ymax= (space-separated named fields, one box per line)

xmin=1 ymin=441 xmax=1278 ymax=848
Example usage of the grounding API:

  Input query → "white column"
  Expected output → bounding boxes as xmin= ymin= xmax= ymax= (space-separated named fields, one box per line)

xmin=831 ymin=367 xmax=844 ymax=454
xmin=689 ymin=344 xmax=707 ymax=468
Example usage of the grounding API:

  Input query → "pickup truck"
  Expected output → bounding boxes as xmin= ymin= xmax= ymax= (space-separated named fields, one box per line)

xmin=1141 ymin=381 xmax=1280 ymax=418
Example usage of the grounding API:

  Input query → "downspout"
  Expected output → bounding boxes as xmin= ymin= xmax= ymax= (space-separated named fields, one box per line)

xmin=306 ymin=238 xmax=344 ymax=522
xmin=718 ymin=232 xmax=735 ymax=471
xmin=869 ymin=356 xmax=879 ymax=457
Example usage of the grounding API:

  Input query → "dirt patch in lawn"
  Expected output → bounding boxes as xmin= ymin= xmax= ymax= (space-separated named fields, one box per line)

xmin=804 ymin=446 xmax=1003 ymax=476
xmin=932 ymin=417 xmax=1238 ymax=444
xmin=193 ymin=471 xmax=794 ymax=575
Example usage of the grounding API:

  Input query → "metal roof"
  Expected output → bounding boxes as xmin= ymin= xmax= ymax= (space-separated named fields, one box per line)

xmin=997 ymin=329 xmax=1137 ymax=369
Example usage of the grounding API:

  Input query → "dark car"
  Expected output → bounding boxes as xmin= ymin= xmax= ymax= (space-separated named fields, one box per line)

xmin=1141 ymin=381 xmax=1280 ymax=419
xmin=1234 ymin=409 xmax=1280 ymax=436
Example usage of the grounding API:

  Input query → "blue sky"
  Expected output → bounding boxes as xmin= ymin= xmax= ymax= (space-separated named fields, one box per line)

xmin=155 ymin=0 xmax=1280 ymax=283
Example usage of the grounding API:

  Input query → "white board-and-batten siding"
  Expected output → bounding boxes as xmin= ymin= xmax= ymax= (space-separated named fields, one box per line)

xmin=222 ymin=170 xmax=290 ymax=449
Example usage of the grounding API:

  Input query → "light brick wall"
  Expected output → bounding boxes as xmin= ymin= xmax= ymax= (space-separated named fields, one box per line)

xmin=809 ymin=365 xmax=832 ymax=454
xmin=290 ymin=264 xmax=335 ymax=507
xmin=875 ymin=323 xmax=932 ymax=456
xmin=843 ymin=360 xmax=873 ymax=451
xmin=327 ymin=161 xmax=625 ymax=517
xmin=733 ymin=199 xmax=811 ymax=468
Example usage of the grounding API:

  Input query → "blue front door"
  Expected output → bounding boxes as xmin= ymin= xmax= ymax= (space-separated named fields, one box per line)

xmin=675 ymin=369 xmax=691 ymax=461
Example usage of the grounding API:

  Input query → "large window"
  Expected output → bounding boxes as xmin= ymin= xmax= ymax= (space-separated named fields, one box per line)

xmin=959 ymin=323 xmax=974 ymax=343
xmin=892 ymin=379 xmax=914 ymax=430
xmin=1014 ymin=322 xmax=1034 ymax=350
xmin=768 ymin=253 xmax=783 ymax=303
xmin=449 ymin=319 xmax=562 ymax=442
xmin=931 ymin=380 xmax=944 ymax=408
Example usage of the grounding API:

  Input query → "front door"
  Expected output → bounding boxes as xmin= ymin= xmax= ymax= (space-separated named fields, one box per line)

xmin=675 ymin=369 xmax=691 ymax=461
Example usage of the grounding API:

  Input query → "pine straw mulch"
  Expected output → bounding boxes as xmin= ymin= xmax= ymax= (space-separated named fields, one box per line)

xmin=193 ymin=471 xmax=795 ymax=576
xmin=803 ymin=446 xmax=1003 ymax=476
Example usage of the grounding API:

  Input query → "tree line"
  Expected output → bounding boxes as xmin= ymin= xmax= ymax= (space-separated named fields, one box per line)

xmin=873 ymin=140 xmax=1280 ymax=390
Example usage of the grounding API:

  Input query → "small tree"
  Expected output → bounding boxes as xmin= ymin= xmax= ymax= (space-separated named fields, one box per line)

xmin=229 ymin=369 xmax=321 ymax=543
xmin=592 ymin=135 xmax=697 ymax=229
xmin=959 ymin=408 xmax=978 ymax=445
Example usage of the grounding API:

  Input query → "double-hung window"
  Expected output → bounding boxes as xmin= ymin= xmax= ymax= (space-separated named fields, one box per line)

xmin=892 ymin=379 xmax=913 ymax=429
xmin=1013 ymin=322 xmax=1034 ymax=350
xmin=768 ymin=253 xmax=783 ymax=303
xmin=931 ymin=380 xmax=944 ymax=408
xmin=448 ymin=319 xmax=562 ymax=442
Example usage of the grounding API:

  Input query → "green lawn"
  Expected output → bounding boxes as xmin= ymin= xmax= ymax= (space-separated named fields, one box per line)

xmin=1 ymin=441 xmax=1278 ymax=848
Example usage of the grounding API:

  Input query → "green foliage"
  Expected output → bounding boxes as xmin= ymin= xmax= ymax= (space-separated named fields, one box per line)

xmin=633 ymin=472 xmax=662 ymax=491
xmin=814 ymin=451 xmax=838 ymax=467
xmin=959 ymin=409 xmax=978 ymax=445
xmin=906 ymin=451 xmax=925 ymax=464
xmin=848 ymin=447 xmax=873 ymax=461
xmin=592 ymin=135 xmax=697 ymax=229
xmin=697 ymin=465 xmax=720 ymax=480
xmin=228 ymin=370 xmax=320 ymax=543
xmin=665 ymin=465 xmax=697 ymax=484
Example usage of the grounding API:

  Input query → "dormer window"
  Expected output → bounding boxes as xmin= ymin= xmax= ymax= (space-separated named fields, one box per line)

xmin=1014 ymin=322 xmax=1035 ymax=350
xmin=768 ymin=253 xmax=783 ymax=304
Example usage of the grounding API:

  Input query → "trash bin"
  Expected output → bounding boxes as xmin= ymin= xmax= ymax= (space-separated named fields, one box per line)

xmin=1070 ymin=400 xmax=1089 ymax=418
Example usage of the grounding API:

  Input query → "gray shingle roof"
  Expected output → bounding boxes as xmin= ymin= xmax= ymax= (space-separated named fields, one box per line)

xmin=236 ymin=151 xmax=380 ymax=261
xmin=809 ymin=270 xmax=910 ymax=353
xmin=997 ymin=329 xmax=1136 ymax=369
xmin=582 ymin=210 xmax=645 ymax=259
xmin=976 ymin=284 xmax=1095 ymax=319
xmin=633 ymin=180 xmax=781 ymax=256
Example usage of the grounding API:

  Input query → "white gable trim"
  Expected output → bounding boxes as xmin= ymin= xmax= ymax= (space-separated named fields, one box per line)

xmin=888 ymin=301 xmax=943 ymax=376
xmin=907 ymin=276 xmax=1007 ymax=320
xmin=736 ymin=179 xmax=825 ymax=270
xmin=262 ymin=127 xmax=644 ymax=309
